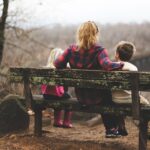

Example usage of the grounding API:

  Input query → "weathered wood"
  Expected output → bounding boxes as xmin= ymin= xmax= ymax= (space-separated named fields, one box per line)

xmin=23 ymin=75 xmax=32 ymax=108
xmin=9 ymin=67 xmax=150 ymax=81
xmin=30 ymin=96 xmax=150 ymax=119
xmin=130 ymin=73 xmax=140 ymax=120
xmin=9 ymin=68 xmax=150 ymax=91
xmin=9 ymin=67 xmax=132 ymax=80
xmin=34 ymin=108 xmax=42 ymax=137
xmin=30 ymin=77 xmax=132 ymax=90
xmin=9 ymin=76 xmax=23 ymax=83
xmin=9 ymin=76 xmax=132 ymax=90
xmin=139 ymin=118 xmax=148 ymax=150
xmin=9 ymin=76 xmax=150 ymax=91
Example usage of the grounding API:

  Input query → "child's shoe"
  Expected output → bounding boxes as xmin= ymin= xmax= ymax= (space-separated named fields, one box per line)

xmin=53 ymin=120 xmax=63 ymax=127
xmin=63 ymin=111 xmax=73 ymax=128
xmin=105 ymin=128 xmax=121 ymax=138
xmin=63 ymin=121 xmax=73 ymax=128
xmin=53 ymin=110 xmax=63 ymax=127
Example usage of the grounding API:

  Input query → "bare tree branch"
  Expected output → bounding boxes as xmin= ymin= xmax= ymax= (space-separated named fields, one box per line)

xmin=6 ymin=25 xmax=53 ymax=50
xmin=5 ymin=40 xmax=35 ymax=57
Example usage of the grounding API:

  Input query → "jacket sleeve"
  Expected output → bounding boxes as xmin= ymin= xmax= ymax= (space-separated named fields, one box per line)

xmin=98 ymin=49 xmax=124 ymax=71
xmin=54 ymin=48 xmax=70 ymax=69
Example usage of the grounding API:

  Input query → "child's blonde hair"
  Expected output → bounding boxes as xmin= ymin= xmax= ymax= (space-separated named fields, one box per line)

xmin=76 ymin=21 xmax=99 ymax=50
xmin=46 ymin=48 xmax=63 ymax=68
xmin=115 ymin=41 xmax=136 ymax=61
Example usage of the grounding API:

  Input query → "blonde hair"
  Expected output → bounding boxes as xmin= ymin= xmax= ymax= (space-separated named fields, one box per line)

xmin=76 ymin=21 xmax=99 ymax=50
xmin=46 ymin=48 xmax=63 ymax=68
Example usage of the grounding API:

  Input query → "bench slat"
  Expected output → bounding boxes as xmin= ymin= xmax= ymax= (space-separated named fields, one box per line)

xmin=9 ymin=68 xmax=150 ymax=91
xmin=9 ymin=67 xmax=150 ymax=80
xmin=10 ymin=67 xmax=131 ymax=80
xmin=31 ymin=95 xmax=150 ymax=119
xmin=9 ymin=75 xmax=150 ymax=91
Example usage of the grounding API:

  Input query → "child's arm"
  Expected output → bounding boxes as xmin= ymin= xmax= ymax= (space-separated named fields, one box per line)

xmin=122 ymin=62 xmax=138 ymax=71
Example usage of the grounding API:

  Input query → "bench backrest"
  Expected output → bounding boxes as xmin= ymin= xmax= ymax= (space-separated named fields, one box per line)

xmin=9 ymin=67 xmax=150 ymax=119
xmin=9 ymin=67 xmax=150 ymax=91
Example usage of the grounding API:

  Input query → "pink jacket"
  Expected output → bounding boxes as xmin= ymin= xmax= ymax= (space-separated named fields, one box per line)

xmin=41 ymin=84 xmax=64 ymax=97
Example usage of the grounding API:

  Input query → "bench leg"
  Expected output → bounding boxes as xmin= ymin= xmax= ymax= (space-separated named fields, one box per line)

xmin=34 ymin=109 xmax=42 ymax=137
xmin=139 ymin=118 xmax=148 ymax=150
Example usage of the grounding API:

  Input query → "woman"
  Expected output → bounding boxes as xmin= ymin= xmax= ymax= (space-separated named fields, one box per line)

xmin=54 ymin=21 xmax=124 ymax=137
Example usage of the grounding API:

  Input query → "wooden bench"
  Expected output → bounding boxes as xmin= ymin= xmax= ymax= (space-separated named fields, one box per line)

xmin=9 ymin=67 xmax=150 ymax=150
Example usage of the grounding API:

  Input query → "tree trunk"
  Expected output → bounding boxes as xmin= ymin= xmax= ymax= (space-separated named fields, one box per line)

xmin=0 ymin=0 xmax=9 ymax=65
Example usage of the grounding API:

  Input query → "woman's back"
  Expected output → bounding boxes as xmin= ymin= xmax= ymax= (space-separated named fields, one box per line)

xmin=65 ymin=45 xmax=113 ymax=105
xmin=67 ymin=44 xmax=104 ymax=69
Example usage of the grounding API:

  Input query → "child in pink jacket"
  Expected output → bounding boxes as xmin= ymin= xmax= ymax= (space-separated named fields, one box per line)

xmin=41 ymin=48 xmax=72 ymax=128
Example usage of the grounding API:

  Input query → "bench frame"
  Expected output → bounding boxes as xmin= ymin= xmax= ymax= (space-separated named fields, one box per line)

xmin=9 ymin=67 xmax=150 ymax=150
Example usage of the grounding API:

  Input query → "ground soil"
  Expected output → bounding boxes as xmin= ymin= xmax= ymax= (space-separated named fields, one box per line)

xmin=0 ymin=115 xmax=150 ymax=150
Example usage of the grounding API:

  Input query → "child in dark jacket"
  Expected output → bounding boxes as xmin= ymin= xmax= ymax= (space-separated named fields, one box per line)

xmin=112 ymin=41 xmax=149 ymax=136
xmin=113 ymin=41 xmax=149 ymax=105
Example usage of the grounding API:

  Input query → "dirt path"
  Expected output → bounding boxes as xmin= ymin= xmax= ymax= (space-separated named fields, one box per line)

xmin=0 ymin=116 xmax=150 ymax=150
